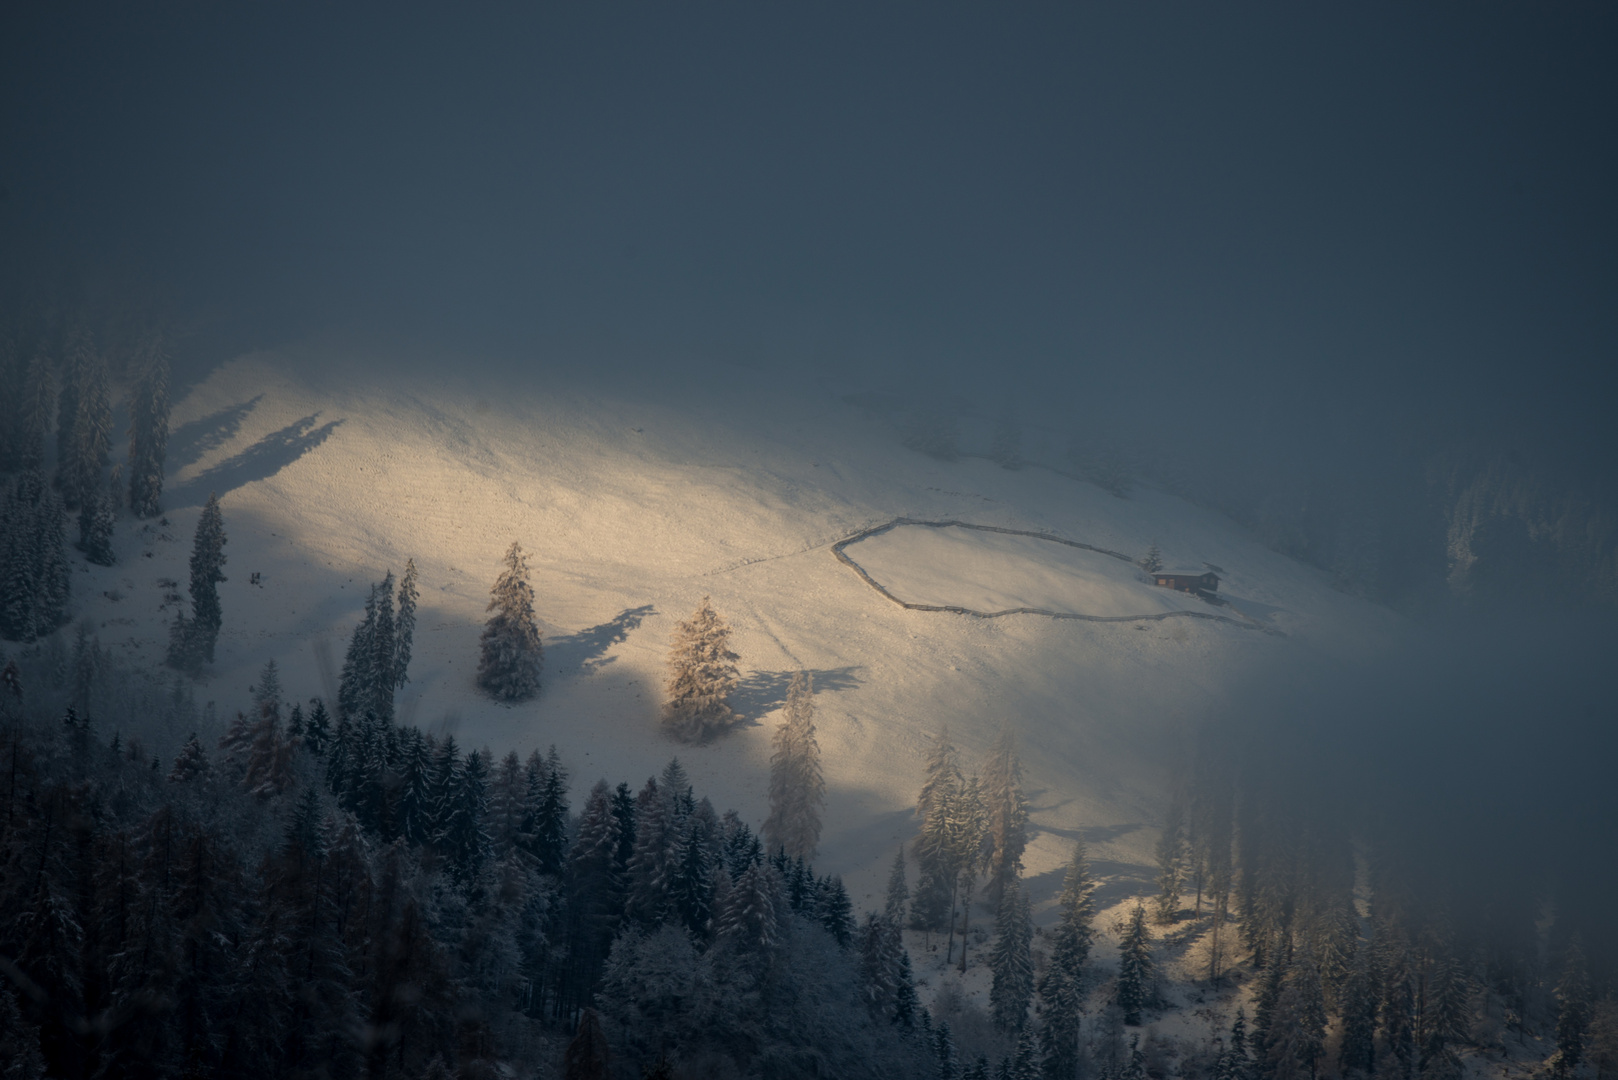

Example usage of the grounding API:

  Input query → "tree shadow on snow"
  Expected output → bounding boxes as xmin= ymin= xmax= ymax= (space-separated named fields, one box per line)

xmin=1023 ymin=853 xmax=1155 ymax=912
xmin=730 ymin=665 xmax=864 ymax=720
xmin=167 ymin=413 xmax=345 ymax=506
xmin=546 ymin=605 xmax=656 ymax=677
xmin=167 ymin=395 xmax=263 ymax=471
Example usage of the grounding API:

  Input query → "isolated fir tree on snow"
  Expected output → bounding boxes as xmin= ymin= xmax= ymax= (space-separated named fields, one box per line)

xmin=762 ymin=670 xmax=825 ymax=859
xmin=167 ymin=492 xmax=226 ymax=671
xmin=478 ymin=540 xmax=544 ymax=701
xmin=126 ymin=329 xmax=171 ymax=517
xmin=1116 ymin=901 xmax=1155 ymax=1025
xmin=1141 ymin=542 xmax=1163 ymax=574
xmin=982 ymin=724 xmax=1029 ymax=912
xmin=661 ymin=595 xmax=739 ymax=741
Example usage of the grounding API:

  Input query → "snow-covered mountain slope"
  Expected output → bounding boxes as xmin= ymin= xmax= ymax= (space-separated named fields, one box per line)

xmin=74 ymin=336 xmax=1398 ymax=916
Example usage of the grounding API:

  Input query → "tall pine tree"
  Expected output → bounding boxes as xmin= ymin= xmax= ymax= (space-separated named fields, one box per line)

xmin=982 ymin=724 xmax=1029 ymax=913
xmin=661 ymin=596 xmax=739 ymax=741
xmin=167 ymin=493 xmax=226 ymax=671
xmin=1116 ymin=902 xmax=1154 ymax=1026
xmin=126 ymin=329 xmax=170 ymax=518
xmin=762 ymin=671 xmax=825 ymax=859
xmin=477 ymin=541 xmax=543 ymax=701
xmin=988 ymin=876 xmax=1034 ymax=1032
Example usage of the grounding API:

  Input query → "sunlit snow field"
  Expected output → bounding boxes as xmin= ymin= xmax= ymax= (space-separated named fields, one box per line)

xmin=841 ymin=522 xmax=1211 ymax=618
xmin=76 ymin=335 xmax=1396 ymax=924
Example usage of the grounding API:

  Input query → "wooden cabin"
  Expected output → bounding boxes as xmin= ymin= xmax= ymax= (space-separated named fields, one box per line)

xmin=1153 ymin=570 xmax=1220 ymax=594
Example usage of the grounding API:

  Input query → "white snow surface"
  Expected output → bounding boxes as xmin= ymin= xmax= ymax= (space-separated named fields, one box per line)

xmin=75 ymin=336 xmax=1397 ymax=921
xmin=841 ymin=523 xmax=1209 ymax=617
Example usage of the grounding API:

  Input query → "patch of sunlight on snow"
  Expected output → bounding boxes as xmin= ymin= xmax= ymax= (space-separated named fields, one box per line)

xmin=841 ymin=523 xmax=1207 ymax=618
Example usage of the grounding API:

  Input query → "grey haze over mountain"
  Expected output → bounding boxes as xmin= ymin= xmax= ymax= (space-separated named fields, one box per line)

xmin=5 ymin=5 xmax=1614 ymax=427
xmin=4 ymin=2 xmax=1617 ymax=965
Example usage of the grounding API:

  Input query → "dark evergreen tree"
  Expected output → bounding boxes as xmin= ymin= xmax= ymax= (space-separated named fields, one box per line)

xmin=1338 ymin=944 xmax=1379 ymax=1076
xmin=1039 ymin=841 xmax=1097 ymax=1080
xmin=478 ymin=540 xmax=544 ymax=701
xmin=1555 ymin=936 xmax=1593 ymax=1077
xmin=883 ymin=846 xmax=910 ymax=926
xmin=1116 ymin=902 xmax=1154 ymax=1025
xmin=56 ymin=325 xmax=112 ymax=510
xmin=531 ymin=746 xmax=570 ymax=874
xmin=816 ymin=874 xmax=855 ymax=947
xmin=762 ymin=670 xmax=825 ymax=859
xmin=15 ymin=350 xmax=54 ymax=473
xmin=989 ymin=876 xmax=1034 ymax=1032
xmin=368 ymin=571 xmax=397 ymax=723
xmin=76 ymin=471 xmax=117 ymax=565
xmin=562 ymin=781 xmax=625 ymax=1017
xmin=303 ymin=697 xmax=332 ymax=754
xmin=126 ymin=330 xmax=171 ymax=518
xmin=397 ymin=727 xmax=436 ymax=847
xmin=1 ymin=471 xmax=71 ymax=642
xmin=439 ymin=747 xmax=490 ymax=886
xmin=911 ymin=727 xmax=962 ymax=932
xmin=667 ymin=801 xmax=716 ymax=936
xmin=168 ymin=493 xmax=226 ymax=670
xmin=394 ymin=557 xmax=418 ymax=687
xmin=564 ymin=1008 xmax=611 ymax=1080
xmin=1154 ymin=789 xmax=1187 ymax=924
xmin=660 ymin=595 xmax=738 ymax=741
xmin=982 ymin=724 xmax=1029 ymax=913
xmin=1266 ymin=952 xmax=1327 ymax=1080
xmin=0 ymin=983 xmax=47 ymax=1080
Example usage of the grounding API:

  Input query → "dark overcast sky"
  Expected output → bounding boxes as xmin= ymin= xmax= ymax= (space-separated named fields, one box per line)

xmin=3 ymin=3 xmax=1616 ymax=448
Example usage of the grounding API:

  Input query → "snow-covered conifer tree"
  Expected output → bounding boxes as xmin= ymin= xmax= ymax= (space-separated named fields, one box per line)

xmin=884 ymin=847 xmax=909 ymax=925
xmin=1141 ymin=543 xmax=1163 ymax=574
xmin=126 ymin=330 xmax=170 ymax=518
xmin=251 ymin=659 xmax=283 ymax=722
xmin=394 ymin=558 xmax=418 ymax=687
xmin=717 ymin=857 xmax=784 ymax=955
xmin=910 ymin=728 xmax=962 ymax=932
xmin=1154 ymin=791 xmax=1187 ymax=924
xmin=303 ymin=697 xmax=332 ymax=755
xmin=762 ymin=671 xmax=825 ymax=860
xmin=169 ymin=493 xmax=226 ymax=670
xmin=1039 ymin=841 xmax=1097 ymax=1080
xmin=1554 ymin=936 xmax=1592 ymax=1077
xmin=76 ymin=473 xmax=116 ymax=565
xmin=1116 ymin=902 xmax=1154 ymax=1025
xmin=16 ymin=351 xmax=54 ymax=473
xmin=338 ymin=585 xmax=376 ymax=720
xmin=989 ymin=877 xmax=1034 ymax=1031
xmin=982 ymin=724 xmax=1029 ymax=913
xmin=167 ymin=732 xmax=212 ymax=783
xmin=660 ymin=595 xmax=739 ymax=741
xmin=477 ymin=541 xmax=543 ymax=701
xmin=368 ymin=570 xmax=397 ymax=721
